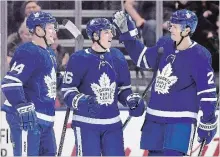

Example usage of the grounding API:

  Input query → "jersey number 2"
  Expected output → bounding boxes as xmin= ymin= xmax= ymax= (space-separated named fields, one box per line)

xmin=207 ymin=72 xmax=214 ymax=84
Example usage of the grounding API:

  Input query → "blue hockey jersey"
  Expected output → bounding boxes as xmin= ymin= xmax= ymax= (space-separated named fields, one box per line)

xmin=1 ymin=42 xmax=57 ymax=126
xmin=123 ymin=36 xmax=217 ymax=123
xmin=61 ymin=48 xmax=132 ymax=130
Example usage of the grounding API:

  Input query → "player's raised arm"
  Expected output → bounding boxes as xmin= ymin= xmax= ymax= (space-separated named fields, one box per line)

xmin=113 ymin=11 xmax=160 ymax=70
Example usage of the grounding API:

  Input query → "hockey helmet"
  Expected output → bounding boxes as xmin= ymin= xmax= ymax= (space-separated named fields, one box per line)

xmin=169 ymin=9 xmax=198 ymax=34
xmin=86 ymin=18 xmax=116 ymax=39
xmin=26 ymin=11 xmax=58 ymax=33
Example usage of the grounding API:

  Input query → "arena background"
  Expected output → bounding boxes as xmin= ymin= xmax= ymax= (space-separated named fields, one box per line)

xmin=0 ymin=1 xmax=219 ymax=156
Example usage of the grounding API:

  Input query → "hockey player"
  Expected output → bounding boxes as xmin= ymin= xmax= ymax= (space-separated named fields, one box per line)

xmin=1 ymin=11 xmax=58 ymax=156
xmin=61 ymin=18 xmax=145 ymax=156
xmin=113 ymin=9 xmax=218 ymax=156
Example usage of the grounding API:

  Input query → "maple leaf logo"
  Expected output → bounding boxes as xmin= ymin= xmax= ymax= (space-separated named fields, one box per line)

xmin=44 ymin=67 xmax=56 ymax=99
xmin=155 ymin=63 xmax=178 ymax=94
xmin=91 ymin=73 xmax=116 ymax=106
xmin=186 ymin=12 xmax=191 ymax=18
xmin=34 ymin=12 xmax=40 ymax=18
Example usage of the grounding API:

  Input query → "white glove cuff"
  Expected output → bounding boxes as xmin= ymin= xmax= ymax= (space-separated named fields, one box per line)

xmin=129 ymin=28 xmax=138 ymax=37
xmin=126 ymin=93 xmax=141 ymax=102
xmin=198 ymin=121 xmax=218 ymax=131
xmin=17 ymin=103 xmax=35 ymax=114
xmin=72 ymin=93 xmax=85 ymax=109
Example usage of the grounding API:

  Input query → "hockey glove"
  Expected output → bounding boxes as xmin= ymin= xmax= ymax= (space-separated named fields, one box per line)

xmin=197 ymin=115 xmax=218 ymax=144
xmin=126 ymin=93 xmax=145 ymax=117
xmin=15 ymin=102 xmax=38 ymax=131
xmin=72 ymin=94 xmax=102 ymax=118
xmin=113 ymin=11 xmax=138 ymax=41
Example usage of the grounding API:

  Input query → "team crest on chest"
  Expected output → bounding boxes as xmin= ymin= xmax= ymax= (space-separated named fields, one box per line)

xmin=44 ymin=67 xmax=57 ymax=99
xmin=155 ymin=63 xmax=178 ymax=94
xmin=91 ymin=73 xmax=116 ymax=106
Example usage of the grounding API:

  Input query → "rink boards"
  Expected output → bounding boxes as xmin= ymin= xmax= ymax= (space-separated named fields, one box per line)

xmin=0 ymin=110 xmax=219 ymax=156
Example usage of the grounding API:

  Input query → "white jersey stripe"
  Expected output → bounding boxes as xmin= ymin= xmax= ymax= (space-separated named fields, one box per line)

xmin=85 ymin=49 xmax=90 ymax=54
xmin=189 ymin=42 xmax=197 ymax=48
xmin=146 ymin=107 xmax=198 ymax=119
xmin=201 ymin=98 xmax=217 ymax=101
xmin=118 ymin=85 xmax=132 ymax=94
xmin=143 ymin=56 xmax=149 ymax=69
xmin=4 ymin=100 xmax=12 ymax=106
xmin=1 ymin=83 xmax=22 ymax=88
xmin=36 ymin=112 xmax=55 ymax=122
xmin=4 ymin=75 xmax=22 ymax=83
xmin=197 ymin=88 xmax=216 ymax=95
xmin=137 ymin=46 xmax=147 ymax=67
xmin=61 ymin=87 xmax=79 ymax=92
xmin=72 ymin=115 xmax=121 ymax=125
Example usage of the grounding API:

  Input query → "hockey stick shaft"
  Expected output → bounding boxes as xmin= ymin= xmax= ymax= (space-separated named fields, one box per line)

xmin=57 ymin=107 xmax=70 ymax=156
xmin=122 ymin=47 xmax=164 ymax=130
xmin=198 ymin=139 xmax=206 ymax=156
xmin=22 ymin=130 xmax=28 ymax=156
xmin=57 ymin=19 xmax=84 ymax=156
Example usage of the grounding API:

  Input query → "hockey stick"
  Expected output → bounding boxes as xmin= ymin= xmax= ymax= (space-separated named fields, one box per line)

xmin=198 ymin=139 xmax=206 ymax=156
xmin=57 ymin=19 xmax=84 ymax=156
xmin=122 ymin=47 xmax=164 ymax=130
xmin=21 ymin=130 xmax=28 ymax=156
xmin=57 ymin=107 xmax=70 ymax=156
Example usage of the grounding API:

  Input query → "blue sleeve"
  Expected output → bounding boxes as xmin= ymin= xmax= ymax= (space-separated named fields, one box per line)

xmin=123 ymin=36 xmax=167 ymax=70
xmin=1 ymin=47 xmax=37 ymax=107
xmin=61 ymin=51 xmax=87 ymax=108
xmin=190 ymin=47 xmax=217 ymax=119
xmin=112 ymin=49 xmax=132 ymax=106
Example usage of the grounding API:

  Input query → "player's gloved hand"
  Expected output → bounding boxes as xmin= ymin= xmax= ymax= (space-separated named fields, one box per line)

xmin=72 ymin=94 xmax=102 ymax=117
xmin=126 ymin=93 xmax=145 ymax=117
xmin=197 ymin=115 xmax=218 ymax=144
xmin=15 ymin=102 xmax=38 ymax=131
xmin=113 ymin=11 xmax=138 ymax=41
xmin=86 ymin=95 xmax=102 ymax=117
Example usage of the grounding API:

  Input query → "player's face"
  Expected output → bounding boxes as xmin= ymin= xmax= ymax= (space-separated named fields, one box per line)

xmin=45 ymin=23 xmax=57 ymax=45
xmin=169 ymin=23 xmax=182 ymax=41
xmin=51 ymin=34 xmax=59 ymax=51
xmin=100 ymin=29 xmax=113 ymax=49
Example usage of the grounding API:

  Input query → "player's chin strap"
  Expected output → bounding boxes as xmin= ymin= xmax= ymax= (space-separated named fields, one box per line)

xmin=34 ymin=29 xmax=50 ymax=47
xmin=175 ymin=31 xmax=189 ymax=47
xmin=92 ymin=33 xmax=108 ymax=51
xmin=93 ymin=39 xmax=107 ymax=51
